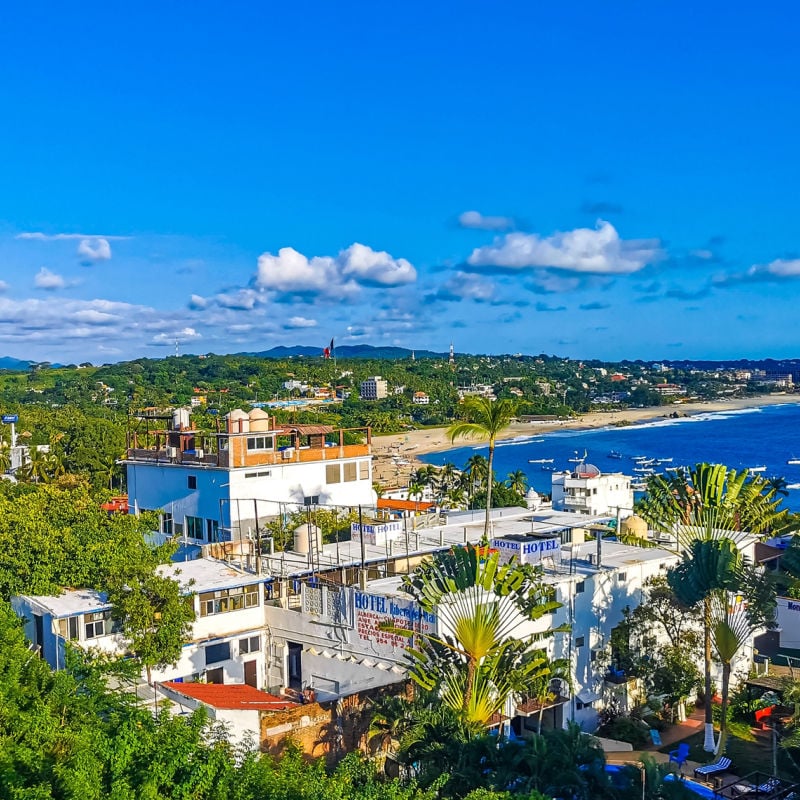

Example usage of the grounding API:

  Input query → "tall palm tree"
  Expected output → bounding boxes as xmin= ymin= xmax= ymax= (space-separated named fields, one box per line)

xmin=462 ymin=454 xmax=489 ymax=504
xmin=448 ymin=398 xmax=517 ymax=538
xmin=640 ymin=463 xmax=790 ymax=752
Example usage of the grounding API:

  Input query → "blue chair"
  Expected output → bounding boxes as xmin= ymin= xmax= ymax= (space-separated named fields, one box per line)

xmin=649 ymin=729 xmax=663 ymax=747
xmin=669 ymin=743 xmax=690 ymax=769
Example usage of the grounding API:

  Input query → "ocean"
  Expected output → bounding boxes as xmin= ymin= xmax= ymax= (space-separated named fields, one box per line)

xmin=419 ymin=402 xmax=800 ymax=511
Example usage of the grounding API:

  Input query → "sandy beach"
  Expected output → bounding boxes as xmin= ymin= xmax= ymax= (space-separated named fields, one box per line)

xmin=371 ymin=394 xmax=800 ymax=487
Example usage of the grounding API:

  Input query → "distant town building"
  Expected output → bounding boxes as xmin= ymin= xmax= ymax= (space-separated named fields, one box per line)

xmin=412 ymin=391 xmax=430 ymax=405
xmin=360 ymin=376 xmax=388 ymax=400
xmin=654 ymin=383 xmax=686 ymax=396
xmin=551 ymin=464 xmax=633 ymax=517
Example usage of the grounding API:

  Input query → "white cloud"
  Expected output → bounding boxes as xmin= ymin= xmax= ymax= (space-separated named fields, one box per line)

xmin=714 ymin=258 xmax=800 ymax=286
xmin=77 ymin=237 xmax=112 ymax=262
xmin=430 ymin=272 xmax=497 ymax=302
xmin=256 ymin=242 xmax=416 ymax=299
xmin=285 ymin=316 xmax=318 ymax=329
xmin=17 ymin=232 xmax=128 ymax=241
xmin=0 ymin=281 xmax=9 ymax=292
xmin=467 ymin=221 xmax=663 ymax=275
xmin=189 ymin=294 xmax=209 ymax=310
xmin=689 ymin=248 xmax=714 ymax=260
xmin=458 ymin=210 xmax=515 ymax=231
xmin=338 ymin=243 xmax=416 ymax=287
xmin=151 ymin=327 xmax=202 ymax=345
xmin=34 ymin=267 xmax=66 ymax=290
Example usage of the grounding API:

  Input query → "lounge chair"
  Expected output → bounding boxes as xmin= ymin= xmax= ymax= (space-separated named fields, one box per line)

xmin=693 ymin=756 xmax=731 ymax=781
xmin=649 ymin=729 xmax=662 ymax=747
xmin=731 ymin=777 xmax=782 ymax=797
xmin=668 ymin=743 xmax=690 ymax=769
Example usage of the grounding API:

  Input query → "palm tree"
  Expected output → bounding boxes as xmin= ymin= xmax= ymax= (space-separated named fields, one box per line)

xmin=367 ymin=693 xmax=415 ymax=755
xmin=766 ymin=475 xmax=790 ymax=498
xmin=388 ymin=544 xmax=563 ymax=729
xmin=640 ymin=463 xmax=791 ymax=752
xmin=462 ymin=454 xmax=489 ymax=504
xmin=448 ymin=398 xmax=517 ymax=537
xmin=506 ymin=469 xmax=528 ymax=496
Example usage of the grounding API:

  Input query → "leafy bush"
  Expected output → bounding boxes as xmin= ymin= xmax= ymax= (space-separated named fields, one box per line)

xmin=598 ymin=715 xmax=650 ymax=747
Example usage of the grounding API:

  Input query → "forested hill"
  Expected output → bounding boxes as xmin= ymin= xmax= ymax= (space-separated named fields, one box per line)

xmin=244 ymin=344 xmax=447 ymax=359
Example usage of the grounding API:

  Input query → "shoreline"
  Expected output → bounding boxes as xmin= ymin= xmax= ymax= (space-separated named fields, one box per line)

xmin=371 ymin=394 xmax=800 ymax=487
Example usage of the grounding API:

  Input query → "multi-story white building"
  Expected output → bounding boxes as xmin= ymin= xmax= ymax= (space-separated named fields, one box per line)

xmin=123 ymin=408 xmax=376 ymax=543
xmin=551 ymin=463 xmax=633 ymax=518
xmin=360 ymin=376 xmax=388 ymax=400
xmin=12 ymin=559 xmax=270 ymax=689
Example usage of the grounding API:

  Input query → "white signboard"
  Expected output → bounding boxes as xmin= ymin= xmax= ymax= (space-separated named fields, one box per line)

xmin=490 ymin=536 xmax=560 ymax=565
xmin=353 ymin=590 xmax=437 ymax=652
xmin=351 ymin=521 xmax=402 ymax=546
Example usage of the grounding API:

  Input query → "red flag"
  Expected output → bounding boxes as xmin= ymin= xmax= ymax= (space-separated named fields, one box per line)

xmin=323 ymin=347 xmax=330 ymax=359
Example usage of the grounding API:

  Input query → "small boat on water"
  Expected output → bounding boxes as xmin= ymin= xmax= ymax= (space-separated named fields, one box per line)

xmin=748 ymin=465 xmax=767 ymax=472
xmin=608 ymin=450 xmax=624 ymax=459
xmin=787 ymin=483 xmax=800 ymax=490
xmin=656 ymin=457 xmax=673 ymax=464
xmin=631 ymin=481 xmax=648 ymax=491
xmin=634 ymin=467 xmax=655 ymax=474
xmin=540 ymin=465 xmax=556 ymax=472
xmin=788 ymin=458 xmax=800 ymax=465
xmin=528 ymin=458 xmax=555 ymax=464
xmin=632 ymin=455 xmax=648 ymax=462
xmin=569 ymin=449 xmax=588 ymax=463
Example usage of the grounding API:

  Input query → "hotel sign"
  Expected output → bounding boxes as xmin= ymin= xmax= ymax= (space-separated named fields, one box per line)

xmin=353 ymin=590 xmax=436 ymax=651
xmin=490 ymin=536 xmax=560 ymax=565
xmin=351 ymin=521 xmax=402 ymax=546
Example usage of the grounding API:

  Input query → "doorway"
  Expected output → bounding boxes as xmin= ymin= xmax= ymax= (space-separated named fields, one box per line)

xmin=287 ymin=642 xmax=302 ymax=690
xmin=244 ymin=659 xmax=257 ymax=688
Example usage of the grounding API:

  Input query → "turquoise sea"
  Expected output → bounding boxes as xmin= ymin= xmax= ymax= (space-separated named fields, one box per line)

xmin=419 ymin=402 xmax=800 ymax=511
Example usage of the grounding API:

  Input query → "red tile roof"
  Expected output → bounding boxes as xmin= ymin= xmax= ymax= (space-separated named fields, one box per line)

xmin=160 ymin=681 xmax=298 ymax=711
xmin=377 ymin=498 xmax=435 ymax=512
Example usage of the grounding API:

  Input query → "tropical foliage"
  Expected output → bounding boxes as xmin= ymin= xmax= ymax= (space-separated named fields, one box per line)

xmin=390 ymin=544 xmax=565 ymax=728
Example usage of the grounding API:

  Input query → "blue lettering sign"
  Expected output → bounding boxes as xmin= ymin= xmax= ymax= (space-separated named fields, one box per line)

xmin=1 ymin=414 xmax=18 ymax=424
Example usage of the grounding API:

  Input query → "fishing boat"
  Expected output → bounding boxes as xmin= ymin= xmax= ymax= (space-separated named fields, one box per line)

xmin=632 ymin=455 xmax=648 ymax=462
xmin=608 ymin=450 xmax=624 ymax=459
xmin=748 ymin=465 xmax=767 ymax=472
xmin=569 ymin=449 xmax=588 ymax=463
xmin=633 ymin=466 xmax=655 ymax=474
xmin=528 ymin=458 xmax=555 ymax=464
xmin=631 ymin=481 xmax=648 ymax=491
xmin=788 ymin=458 xmax=800 ymax=465
xmin=656 ymin=457 xmax=673 ymax=464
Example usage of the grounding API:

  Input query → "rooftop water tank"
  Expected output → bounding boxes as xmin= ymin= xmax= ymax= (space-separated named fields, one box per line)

xmin=248 ymin=408 xmax=270 ymax=432
xmin=294 ymin=523 xmax=323 ymax=556
xmin=525 ymin=487 xmax=541 ymax=510
xmin=226 ymin=409 xmax=249 ymax=433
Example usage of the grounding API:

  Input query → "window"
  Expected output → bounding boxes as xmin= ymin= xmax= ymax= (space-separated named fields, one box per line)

xmin=343 ymin=462 xmax=357 ymax=482
xmin=245 ymin=470 xmax=271 ymax=478
xmin=575 ymin=581 xmax=585 ymax=594
xmin=199 ymin=585 xmax=259 ymax=616
xmin=185 ymin=516 xmax=204 ymax=540
xmin=326 ymin=464 xmax=341 ymax=484
xmin=239 ymin=635 xmax=260 ymax=654
xmin=206 ymin=667 xmax=224 ymax=684
xmin=590 ymin=650 xmax=598 ymax=663
xmin=57 ymin=616 xmax=80 ymax=640
xmin=187 ymin=475 xmax=197 ymax=490
xmin=358 ymin=460 xmax=369 ymax=480
xmin=206 ymin=519 xmax=219 ymax=542
xmin=576 ymin=699 xmax=593 ymax=710
xmin=617 ymin=572 xmax=627 ymax=581
xmin=161 ymin=512 xmax=173 ymax=536
xmin=303 ymin=495 xmax=319 ymax=506
xmin=85 ymin=611 xmax=107 ymax=639
xmin=575 ymin=636 xmax=585 ymax=648
xmin=205 ymin=641 xmax=231 ymax=665
xmin=246 ymin=436 xmax=274 ymax=451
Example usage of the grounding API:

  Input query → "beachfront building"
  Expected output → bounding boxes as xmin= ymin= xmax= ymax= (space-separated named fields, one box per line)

xmin=123 ymin=408 xmax=376 ymax=544
xmin=359 ymin=376 xmax=388 ymax=400
xmin=551 ymin=463 xmax=633 ymax=518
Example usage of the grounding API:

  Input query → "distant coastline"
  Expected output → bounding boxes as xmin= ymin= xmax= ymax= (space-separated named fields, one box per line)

xmin=371 ymin=394 xmax=800 ymax=486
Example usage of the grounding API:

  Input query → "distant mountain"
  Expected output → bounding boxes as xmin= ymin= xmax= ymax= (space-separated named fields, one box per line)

xmin=0 ymin=357 xmax=34 ymax=371
xmin=244 ymin=344 xmax=448 ymax=360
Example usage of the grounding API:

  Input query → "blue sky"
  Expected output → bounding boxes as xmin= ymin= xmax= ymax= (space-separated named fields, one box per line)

xmin=1 ymin=2 xmax=799 ymax=363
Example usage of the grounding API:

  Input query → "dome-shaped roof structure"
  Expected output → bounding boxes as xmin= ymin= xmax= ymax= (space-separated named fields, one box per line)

xmin=573 ymin=463 xmax=601 ymax=479
xmin=620 ymin=514 xmax=648 ymax=539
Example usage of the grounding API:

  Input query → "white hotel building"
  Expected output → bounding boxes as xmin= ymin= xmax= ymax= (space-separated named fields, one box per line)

xmin=123 ymin=408 xmax=376 ymax=544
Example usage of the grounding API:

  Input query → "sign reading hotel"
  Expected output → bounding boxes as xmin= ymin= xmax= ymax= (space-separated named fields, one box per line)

xmin=490 ymin=536 xmax=560 ymax=565
xmin=350 ymin=521 xmax=402 ymax=546
xmin=353 ymin=590 xmax=437 ymax=651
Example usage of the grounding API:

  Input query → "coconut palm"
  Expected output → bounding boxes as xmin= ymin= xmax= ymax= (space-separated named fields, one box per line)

xmin=506 ymin=469 xmax=529 ymax=496
xmin=448 ymin=398 xmax=517 ymax=537
xmin=367 ymin=693 xmax=415 ymax=755
xmin=640 ymin=463 xmax=791 ymax=752
xmin=462 ymin=454 xmax=489 ymax=504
